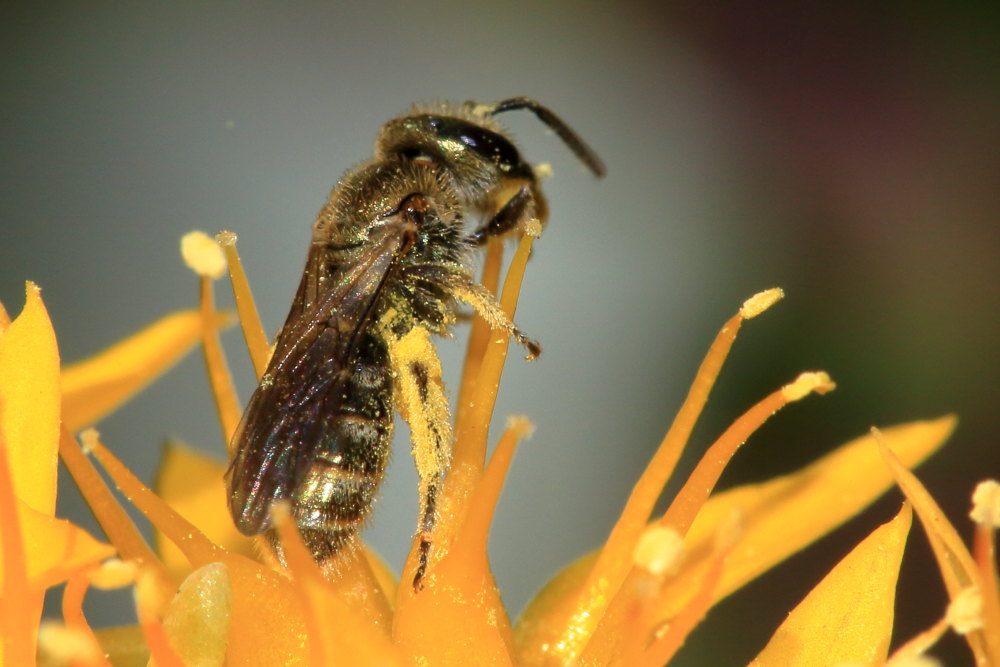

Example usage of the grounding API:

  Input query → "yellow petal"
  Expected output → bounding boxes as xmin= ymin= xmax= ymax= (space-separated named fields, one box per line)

xmin=750 ymin=503 xmax=912 ymax=666
xmin=162 ymin=562 xmax=232 ymax=667
xmin=10 ymin=498 xmax=115 ymax=590
xmin=656 ymin=415 xmax=955 ymax=620
xmin=517 ymin=417 xmax=954 ymax=657
xmin=153 ymin=441 xmax=255 ymax=576
xmin=61 ymin=310 xmax=228 ymax=430
xmin=0 ymin=282 xmax=60 ymax=514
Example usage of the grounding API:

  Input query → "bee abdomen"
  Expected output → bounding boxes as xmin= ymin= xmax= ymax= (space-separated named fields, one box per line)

xmin=291 ymin=438 xmax=389 ymax=554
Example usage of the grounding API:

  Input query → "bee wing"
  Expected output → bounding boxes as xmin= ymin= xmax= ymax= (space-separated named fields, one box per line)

xmin=227 ymin=221 xmax=409 ymax=535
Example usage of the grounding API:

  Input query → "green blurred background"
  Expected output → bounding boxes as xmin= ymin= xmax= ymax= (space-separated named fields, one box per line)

xmin=2 ymin=2 xmax=997 ymax=664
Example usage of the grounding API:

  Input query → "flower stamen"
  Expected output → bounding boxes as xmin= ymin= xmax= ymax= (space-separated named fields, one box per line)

xmin=969 ymin=480 xmax=1000 ymax=660
xmin=182 ymin=231 xmax=241 ymax=447
xmin=58 ymin=427 xmax=170 ymax=591
xmin=60 ymin=572 xmax=110 ymax=666
xmin=661 ymin=371 xmax=834 ymax=535
xmin=876 ymin=430 xmax=996 ymax=665
xmin=134 ymin=568 xmax=185 ymax=667
xmin=540 ymin=289 xmax=783 ymax=664
xmin=455 ymin=238 xmax=504 ymax=433
xmin=452 ymin=230 xmax=537 ymax=473
xmin=216 ymin=230 xmax=271 ymax=379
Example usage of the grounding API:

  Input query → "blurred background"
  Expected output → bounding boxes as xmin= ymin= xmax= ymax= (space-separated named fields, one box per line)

xmin=2 ymin=1 xmax=997 ymax=663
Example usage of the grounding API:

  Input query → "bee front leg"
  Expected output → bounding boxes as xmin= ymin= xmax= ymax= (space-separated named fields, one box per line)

xmin=471 ymin=184 xmax=547 ymax=245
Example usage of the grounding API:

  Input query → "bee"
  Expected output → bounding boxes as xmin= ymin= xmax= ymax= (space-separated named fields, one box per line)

xmin=226 ymin=98 xmax=604 ymax=585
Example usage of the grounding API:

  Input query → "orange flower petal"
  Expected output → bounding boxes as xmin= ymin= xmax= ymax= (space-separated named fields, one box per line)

xmin=8 ymin=498 xmax=115 ymax=591
xmin=750 ymin=503 xmax=912 ymax=666
xmin=516 ymin=416 xmax=954 ymax=660
xmin=656 ymin=415 xmax=955 ymax=621
xmin=0 ymin=282 xmax=60 ymax=514
xmin=61 ymin=309 xmax=229 ymax=431
xmin=878 ymin=437 xmax=995 ymax=665
xmin=274 ymin=509 xmax=402 ymax=666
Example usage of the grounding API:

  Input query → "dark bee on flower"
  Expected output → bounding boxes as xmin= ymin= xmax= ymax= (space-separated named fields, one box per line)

xmin=226 ymin=98 xmax=604 ymax=585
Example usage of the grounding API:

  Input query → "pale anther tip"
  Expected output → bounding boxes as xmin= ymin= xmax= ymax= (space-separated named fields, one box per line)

xmin=781 ymin=371 xmax=835 ymax=401
xmin=633 ymin=525 xmax=685 ymax=576
xmin=534 ymin=162 xmax=553 ymax=180
xmin=181 ymin=230 xmax=227 ymax=279
xmin=506 ymin=414 xmax=536 ymax=439
xmin=946 ymin=586 xmax=984 ymax=634
xmin=270 ymin=499 xmax=293 ymax=525
xmin=740 ymin=287 xmax=784 ymax=319
xmin=80 ymin=427 xmax=100 ymax=454
xmin=969 ymin=479 xmax=1000 ymax=527
xmin=215 ymin=229 xmax=238 ymax=247
xmin=524 ymin=218 xmax=543 ymax=238
xmin=89 ymin=558 xmax=138 ymax=589
xmin=37 ymin=622 xmax=100 ymax=663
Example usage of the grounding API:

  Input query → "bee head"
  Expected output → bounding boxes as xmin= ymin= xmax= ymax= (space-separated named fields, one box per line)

xmin=374 ymin=105 xmax=536 ymax=210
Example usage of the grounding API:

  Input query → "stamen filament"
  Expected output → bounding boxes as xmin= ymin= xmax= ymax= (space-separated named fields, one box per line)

xmin=83 ymin=429 xmax=221 ymax=567
xmin=636 ymin=542 xmax=729 ymax=667
xmin=661 ymin=371 xmax=834 ymax=535
xmin=876 ymin=430 xmax=993 ymax=665
xmin=216 ymin=231 xmax=271 ymax=379
xmin=454 ymin=231 xmax=534 ymax=473
xmin=887 ymin=616 xmax=950 ymax=666
xmin=134 ymin=569 xmax=185 ymax=667
xmin=561 ymin=295 xmax=777 ymax=662
xmin=455 ymin=239 xmax=504 ymax=435
xmin=451 ymin=416 xmax=533 ymax=563
xmin=275 ymin=507 xmax=402 ymax=666
xmin=971 ymin=481 xmax=1000 ymax=659
xmin=57 ymin=427 xmax=173 ymax=594
xmin=198 ymin=276 xmax=241 ymax=448
xmin=273 ymin=505 xmax=332 ymax=667
xmin=61 ymin=573 xmax=110 ymax=667
xmin=973 ymin=521 xmax=1000 ymax=660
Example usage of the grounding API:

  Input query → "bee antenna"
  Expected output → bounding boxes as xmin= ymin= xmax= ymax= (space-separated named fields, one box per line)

xmin=490 ymin=97 xmax=606 ymax=178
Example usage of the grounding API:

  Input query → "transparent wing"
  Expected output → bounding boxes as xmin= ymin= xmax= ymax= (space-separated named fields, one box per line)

xmin=226 ymin=223 xmax=408 ymax=535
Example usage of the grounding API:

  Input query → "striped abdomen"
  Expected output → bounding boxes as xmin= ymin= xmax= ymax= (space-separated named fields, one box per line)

xmin=284 ymin=331 xmax=393 ymax=561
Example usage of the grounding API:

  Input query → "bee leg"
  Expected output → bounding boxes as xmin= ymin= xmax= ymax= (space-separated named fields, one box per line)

xmin=450 ymin=280 xmax=541 ymax=360
xmin=471 ymin=185 xmax=537 ymax=245
xmin=414 ymin=475 xmax=441 ymax=589
xmin=386 ymin=327 xmax=455 ymax=590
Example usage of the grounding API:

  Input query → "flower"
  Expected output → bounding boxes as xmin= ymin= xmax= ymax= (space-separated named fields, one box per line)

xmin=1 ymin=230 xmax=992 ymax=666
